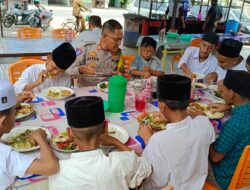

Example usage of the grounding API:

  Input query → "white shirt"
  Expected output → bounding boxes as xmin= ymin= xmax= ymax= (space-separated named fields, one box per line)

xmin=14 ymin=64 xmax=71 ymax=94
xmin=178 ymin=47 xmax=218 ymax=76
xmin=142 ymin=116 xmax=215 ymax=190
xmin=0 ymin=143 xmax=35 ymax=190
xmin=72 ymin=28 xmax=102 ymax=48
xmin=49 ymin=149 xmax=152 ymax=190
xmin=215 ymin=58 xmax=247 ymax=81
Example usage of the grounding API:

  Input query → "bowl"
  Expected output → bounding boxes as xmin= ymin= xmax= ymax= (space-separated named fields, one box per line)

xmin=181 ymin=34 xmax=193 ymax=41
xmin=166 ymin=32 xmax=179 ymax=38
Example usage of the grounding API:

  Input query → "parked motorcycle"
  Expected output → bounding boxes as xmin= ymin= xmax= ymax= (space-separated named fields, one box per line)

xmin=29 ymin=9 xmax=53 ymax=31
xmin=3 ymin=4 xmax=35 ymax=27
xmin=3 ymin=3 xmax=53 ymax=31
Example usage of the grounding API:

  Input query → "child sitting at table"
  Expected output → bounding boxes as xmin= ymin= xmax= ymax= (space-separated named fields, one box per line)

xmin=138 ymin=74 xmax=215 ymax=189
xmin=130 ymin=37 xmax=164 ymax=79
xmin=0 ymin=80 xmax=59 ymax=190
xmin=14 ymin=42 xmax=76 ymax=94
xmin=203 ymin=70 xmax=250 ymax=190
xmin=49 ymin=96 xmax=152 ymax=190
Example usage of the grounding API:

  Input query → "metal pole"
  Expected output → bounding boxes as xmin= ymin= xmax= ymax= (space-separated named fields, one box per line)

xmin=170 ymin=0 xmax=178 ymax=29
xmin=0 ymin=4 xmax=4 ymax=38
xmin=240 ymin=0 xmax=245 ymax=21
xmin=149 ymin=0 xmax=153 ymax=19
xmin=226 ymin=0 xmax=232 ymax=22
xmin=138 ymin=0 xmax=141 ymax=14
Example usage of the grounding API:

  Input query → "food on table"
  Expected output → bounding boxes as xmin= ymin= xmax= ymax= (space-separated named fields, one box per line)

xmin=137 ymin=112 xmax=167 ymax=130
xmin=15 ymin=104 xmax=33 ymax=117
xmin=99 ymin=82 xmax=108 ymax=90
xmin=52 ymin=132 xmax=78 ymax=151
xmin=47 ymin=72 xmax=56 ymax=79
xmin=214 ymin=90 xmax=223 ymax=99
xmin=195 ymin=83 xmax=207 ymax=89
xmin=6 ymin=129 xmax=37 ymax=150
xmin=47 ymin=89 xmax=72 ymax=98
xmin=189 ymin=102 xmax=224 ymax=119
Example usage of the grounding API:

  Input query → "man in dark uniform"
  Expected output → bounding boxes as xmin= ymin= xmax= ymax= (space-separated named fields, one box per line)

xmin=202 ymin=0 xmax=223 ymax=32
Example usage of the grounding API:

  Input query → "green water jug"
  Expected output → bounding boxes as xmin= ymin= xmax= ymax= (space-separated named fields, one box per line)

xmin=108 ymin=75 xmax=127 ymax=113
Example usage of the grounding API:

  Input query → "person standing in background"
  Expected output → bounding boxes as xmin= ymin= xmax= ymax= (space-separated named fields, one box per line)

xmin=72 ymin=0 xmax=91 ymax=32
xmin=181 ymin=0 xmax=189 ymax=20
xmin=202 ymin=0 xmax=223 ymax=32
xmin=165 ymin=0 xmax=185 ymax=33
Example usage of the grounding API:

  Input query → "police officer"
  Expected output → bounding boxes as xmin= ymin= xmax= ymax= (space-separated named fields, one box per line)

xmin=67 ymin=19 xmax=124 ymax=87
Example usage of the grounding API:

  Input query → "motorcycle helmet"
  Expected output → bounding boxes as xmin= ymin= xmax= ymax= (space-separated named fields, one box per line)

xmin=34 ymin=0 xmax=40 ymax=5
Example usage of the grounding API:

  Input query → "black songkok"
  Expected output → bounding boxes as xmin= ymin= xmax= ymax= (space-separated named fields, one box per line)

xmin=224 ymin=70 xmax=250 ymax=98
xmin=202 ymin=32 xmax=219 ymax=45
xmin=157 ymin=74 xmax=191 ymax=101
xmin=218 ymin=39 xmax=243 ymax=58
xmin=65 ymin=96 xmax=105 ymax=128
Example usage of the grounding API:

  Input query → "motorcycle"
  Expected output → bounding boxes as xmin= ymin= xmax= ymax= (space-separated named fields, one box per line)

xmin=3 ymin=4 xmax=36 ymax=27
xmin=3 ymin=3 xmax=53 ymax=31
xmin=29 ymin=9 xmax=53 ymax=31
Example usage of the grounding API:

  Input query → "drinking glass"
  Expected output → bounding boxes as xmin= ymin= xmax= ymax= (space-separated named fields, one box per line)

xmin=135 ymin=93 xmax=146 ymax=112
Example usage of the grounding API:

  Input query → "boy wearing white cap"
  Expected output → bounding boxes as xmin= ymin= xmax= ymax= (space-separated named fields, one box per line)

xmin=0 ymin=80 xmax=59 ymax=190
xmin=14 ymin=42 xmax=76 ymax=94
xmin=49 ymin=96 xmax=152 ymax=190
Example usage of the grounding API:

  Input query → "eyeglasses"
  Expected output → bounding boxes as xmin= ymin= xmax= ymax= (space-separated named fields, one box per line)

xmin=106 ymin=35 xmax=123 ymax=43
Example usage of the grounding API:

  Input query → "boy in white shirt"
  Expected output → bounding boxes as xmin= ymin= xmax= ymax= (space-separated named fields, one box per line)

xmin=138 ymin=75 xmax=215 ymax=190
xmin=14 ymin=42 xmax=76 ymax=94
xmin=0 ymin=80 xmax=58 ymax=190
xmin=205 ymin=39 xmax=246 ymax=82
xmin=178 ymin=32 xmax=219 ymax=77
xmin=49 ymin=96 xmax=152 ymax=190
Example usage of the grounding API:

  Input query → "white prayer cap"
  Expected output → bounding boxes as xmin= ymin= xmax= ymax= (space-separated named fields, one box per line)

xmin=0 ymin=80 xmax=17 ymax=111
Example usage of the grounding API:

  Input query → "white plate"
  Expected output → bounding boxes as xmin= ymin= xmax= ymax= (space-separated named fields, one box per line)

xmin=1 ymin=126 xmax=51 ymax=152
xmin=208 ymin=85 xmax=218 ymax=91
xmin=50 ymin=132 xmax=78 ymax=153
xmin=42 ymin=87 xmax=74 ymax=100
xmin=195 ymin=82 xmax=207 ymax=89
xmin=108 ymin=123 xmax=129 ymax=144
xmin=15 ymin=103 xmax=34 ymax=120
xmin=97 ymin=82 xmax=108 ymax=93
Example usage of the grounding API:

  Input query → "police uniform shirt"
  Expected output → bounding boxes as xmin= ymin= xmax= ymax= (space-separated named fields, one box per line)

xmin=67 ymin=41 xmax=122 ymax=87
xmin=0 ymin=143 xmax=35 ymax=190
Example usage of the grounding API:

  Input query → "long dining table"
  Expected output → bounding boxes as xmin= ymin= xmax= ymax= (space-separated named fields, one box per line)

xmin=0 ymin=38 xmax=65 ymax=58
xmin=11 ymin=83 xmax=224 ymax=189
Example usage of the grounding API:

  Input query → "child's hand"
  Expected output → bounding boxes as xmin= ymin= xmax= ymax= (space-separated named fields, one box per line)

xmin=37 ymin=70 xmax=48 ymax=85
xmin=143 ymin=66 xmax=151 ymax=72
xmin=138 ymin=124 xmax=153 ymax=145
xmin=142 ymin=71 xmax=151 ymax=79
xmin=31 ymin=128 xmax=47 ymax=144
xmin=17 ymin=91 xmax=34 ymax=103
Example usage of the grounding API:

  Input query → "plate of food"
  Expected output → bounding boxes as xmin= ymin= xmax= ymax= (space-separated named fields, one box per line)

xmin=192 ymin=73 xmax=205 ymax=80
xmin=42 ymin=87 xmax=74 ymax=100
xmin=188 ymin=102 xmax=224 ymax=119
xmin=208 ymin=84 xmax=218 ymax=91
xmin=195 ymin=82 xmax=207 ymax=89
xmin=15 ymin=103 xmax=34 ymax=120
xmin=50 ymin=132 xmax=78 ymax=153
xmin=137 ymin=112 xmax=168 ymax=130
xmin=1 ymin=126 xmax=51 ymax=152
xmin=108 ymin=123 xmax=129 ymax=144
xmin=213 ymin=90 xmax=224 ymax=100
xmin=97 ymin=82 xmax=108 ymax=93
